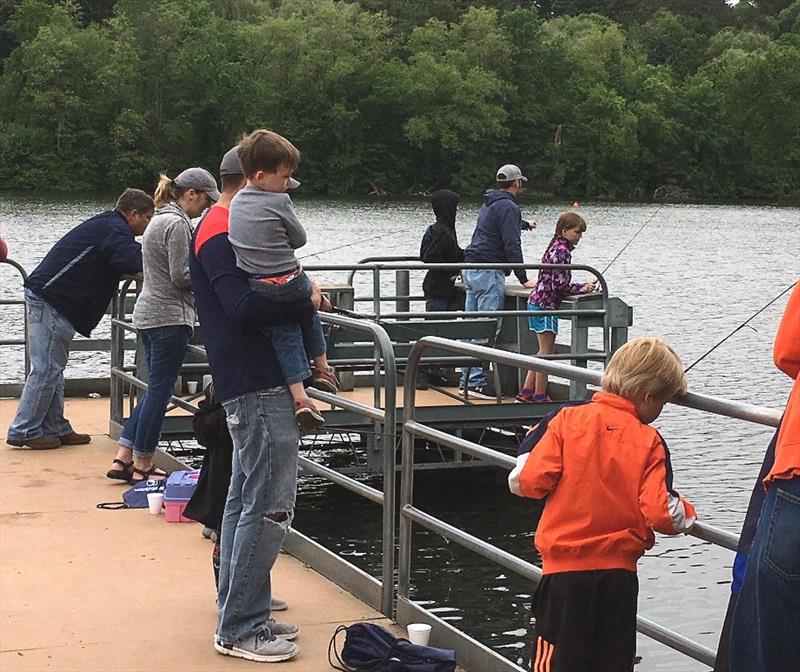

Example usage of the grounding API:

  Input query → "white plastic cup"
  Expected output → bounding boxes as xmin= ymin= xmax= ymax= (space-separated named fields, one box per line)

xmin=406 ymin=623 xmax=431 ymax=646
xmin=147 ymin=492 xmax=164 ymax=515
xmin=187 ymin=380 xmax=198 ymax=394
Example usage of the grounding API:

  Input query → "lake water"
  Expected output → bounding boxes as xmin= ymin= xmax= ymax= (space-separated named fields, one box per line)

xmin=1 ymin=193 xmax=798 ymax=671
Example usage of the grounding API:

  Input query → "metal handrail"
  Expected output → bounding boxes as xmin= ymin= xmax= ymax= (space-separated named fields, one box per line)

xmin=0 ymin=258 xmax=30 ymax=376
xmin=107 ymin=292 xmax=399 ymax=617
xmin=399 ymin=336 xmax=780 ymax=669
xmin=308 ymin=260 xmax=611 ymax=365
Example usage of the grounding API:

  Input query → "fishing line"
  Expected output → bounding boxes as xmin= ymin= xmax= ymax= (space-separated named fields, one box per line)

xmin=684 ymin=282 xmax=795 ymax=373
xmin=601 ymin=203 xmax=665 ymax=274
xmin=299 ymin=223 xmax=420 ymax=261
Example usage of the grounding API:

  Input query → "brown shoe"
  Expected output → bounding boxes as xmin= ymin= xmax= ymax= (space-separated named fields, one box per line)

xmin=294 ymin=399 xmax=325 ymax=432
xmin=59 ymin=431 xmax=91 ymax=445
xmin=7 ymin=435 xmax=62 ymax=449
xmin=310 ymin=367 xmax=339 ymax=394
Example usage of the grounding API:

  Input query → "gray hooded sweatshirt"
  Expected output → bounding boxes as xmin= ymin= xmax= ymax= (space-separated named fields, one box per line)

xmin=132 ymin=202 xmax=195 ymax=330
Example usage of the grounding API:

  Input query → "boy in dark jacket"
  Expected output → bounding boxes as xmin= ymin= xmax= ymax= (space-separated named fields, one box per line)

xmin=6 ymin=189 xmax=153 ymax=449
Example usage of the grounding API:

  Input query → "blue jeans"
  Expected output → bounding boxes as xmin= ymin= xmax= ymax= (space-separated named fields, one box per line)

xmin=7 ymin=290 xmax=75 ymax=441
xmin=423 ymin=297 xmax=450 ymax=379
xmin=459 ymin=269 xmax=505 ymax=390
xmin=217 ymin=388 xmax=300 ymax=643
xmin=119 ymin=325 xmax=191 ymax=458
xmin=730 ymin=476 xmax=800 ymax=672
xmin=250 ymin=272 xmax=326 ymax=385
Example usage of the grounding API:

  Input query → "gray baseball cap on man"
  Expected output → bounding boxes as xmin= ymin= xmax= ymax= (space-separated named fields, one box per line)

xmin=496 ymin=164 xmax=528 ymax=183
xmin=219 ymin=147 xmax=244 ymax=177
xmin=174 ymin=167 xmax=221 ymax=202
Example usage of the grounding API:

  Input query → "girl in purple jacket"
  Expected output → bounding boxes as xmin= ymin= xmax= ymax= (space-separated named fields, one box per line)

xmin=517 ymin=212 xmax=595 ymax=403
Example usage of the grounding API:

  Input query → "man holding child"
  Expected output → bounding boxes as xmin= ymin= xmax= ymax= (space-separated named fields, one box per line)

xmin=191 ymin=130 xmax=325 ymax=663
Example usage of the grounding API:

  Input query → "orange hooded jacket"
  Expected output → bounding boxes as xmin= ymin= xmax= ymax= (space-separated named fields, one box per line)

xmin=765 ymin=281 xmax=800 ymax=487
xmin=510 ymin=392 xmax=696 ymax=575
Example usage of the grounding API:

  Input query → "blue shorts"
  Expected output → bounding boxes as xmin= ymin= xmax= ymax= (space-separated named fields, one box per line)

xmin=528 ymin=302 xmax=558 ymax=334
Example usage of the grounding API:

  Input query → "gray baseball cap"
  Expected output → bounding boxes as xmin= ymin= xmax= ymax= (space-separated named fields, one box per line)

xmin=219 ymin=147 xmax=244 ymax=177
xmin=174 ymin=167 xmax=221 ymax=202
xmin=496 ymin=164 xmax=528 ymax=183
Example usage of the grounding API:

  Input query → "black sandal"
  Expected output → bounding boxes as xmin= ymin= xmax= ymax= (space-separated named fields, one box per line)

xmin=106 ymin=459 xmax=133 ymax=481
xmin=127 ymin=464 xmax=168 ymax=485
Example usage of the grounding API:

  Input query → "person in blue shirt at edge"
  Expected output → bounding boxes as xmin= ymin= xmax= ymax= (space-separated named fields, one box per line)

xmin=459 ymin=164 xmax=536 ymax=399
xmin=5 ymin=189 xmax=154 ymax=450
xmin=191 ymin=142 xmax=327 ymax=664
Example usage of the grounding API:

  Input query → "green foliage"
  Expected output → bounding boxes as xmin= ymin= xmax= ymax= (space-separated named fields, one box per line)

xmin=0 ymin=0 xmax=798 ymax=200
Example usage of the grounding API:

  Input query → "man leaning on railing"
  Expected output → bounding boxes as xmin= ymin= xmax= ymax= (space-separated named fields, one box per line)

xmin=5 ymin=189 xmax=154 ymax=450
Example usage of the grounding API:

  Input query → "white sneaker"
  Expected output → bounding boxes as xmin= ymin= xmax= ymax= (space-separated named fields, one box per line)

xmin=214 ymin=629 xmax=299 ymax=663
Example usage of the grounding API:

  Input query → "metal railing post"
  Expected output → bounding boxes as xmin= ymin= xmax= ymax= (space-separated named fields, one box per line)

xmin=395 ymin=269 xmax=410 ymax=314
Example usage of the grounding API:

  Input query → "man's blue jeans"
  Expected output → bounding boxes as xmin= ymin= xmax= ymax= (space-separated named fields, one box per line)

xmin=459 ymin=269 xmax=506 ymax=390
xmin=7 ymin=289 xmax=75 ymax=441
xmin=216 ymin=388 xmax=300 ymax=644
xmin=119 ymin=325 xmax=191 ymax=458
xmin=730 ymin=476 xmax=800 ymax=672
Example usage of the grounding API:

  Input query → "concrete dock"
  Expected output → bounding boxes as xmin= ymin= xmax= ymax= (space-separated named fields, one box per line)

xmin=0 ymin=397 xmax=402 ymax=671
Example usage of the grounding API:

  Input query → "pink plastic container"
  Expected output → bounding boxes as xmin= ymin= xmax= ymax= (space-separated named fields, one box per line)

xmin=163 ymin=470 xmax=200 ymax=523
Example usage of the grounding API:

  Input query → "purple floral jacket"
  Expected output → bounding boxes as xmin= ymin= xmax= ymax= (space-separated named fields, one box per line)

xmin=528 ymin=235 xmax=589 ymax=309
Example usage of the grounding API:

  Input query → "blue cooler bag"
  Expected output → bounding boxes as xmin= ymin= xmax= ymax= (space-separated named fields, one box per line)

xmin=328 ymin=622 xmax=457 ymax=672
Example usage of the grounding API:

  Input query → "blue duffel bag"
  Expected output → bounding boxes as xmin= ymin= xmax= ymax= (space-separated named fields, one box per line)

xmin=328 ymin=622 xmax=457 ymax=672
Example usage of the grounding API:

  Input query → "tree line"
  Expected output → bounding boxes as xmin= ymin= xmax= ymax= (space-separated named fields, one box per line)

xmin=1 ymin=0 xmax=798 ymax=201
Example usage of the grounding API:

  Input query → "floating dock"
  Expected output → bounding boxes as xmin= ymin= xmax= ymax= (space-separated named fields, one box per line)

xmin=0 ymin=397 xmax=409 ymax=672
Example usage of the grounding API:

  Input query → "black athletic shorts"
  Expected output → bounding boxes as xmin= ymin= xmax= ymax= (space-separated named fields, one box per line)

xmin=531 ymin=569 xmax=638 ymax=672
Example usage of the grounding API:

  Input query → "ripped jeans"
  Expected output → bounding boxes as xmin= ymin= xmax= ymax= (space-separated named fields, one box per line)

xmin=216 ymin=387 xmax=300 ymax=644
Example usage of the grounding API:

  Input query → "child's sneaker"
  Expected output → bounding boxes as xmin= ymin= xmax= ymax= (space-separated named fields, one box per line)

xmin=311 ymin=366 xmax=339 ymax=394
xmin=533 ymin=394 xmax=553 ymax=403
xmin=516 ymin=388 xmax=535 ymax=403
xmin=294 ymin=399 xmax=325 ymax=431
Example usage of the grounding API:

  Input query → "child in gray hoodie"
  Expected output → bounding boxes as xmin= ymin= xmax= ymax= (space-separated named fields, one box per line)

xmin=228 ymin=130 xmax=337 ymax=431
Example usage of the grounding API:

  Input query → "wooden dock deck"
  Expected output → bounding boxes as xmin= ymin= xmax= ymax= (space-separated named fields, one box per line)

xmin=0 ymin=397 xmax=403 ymax=671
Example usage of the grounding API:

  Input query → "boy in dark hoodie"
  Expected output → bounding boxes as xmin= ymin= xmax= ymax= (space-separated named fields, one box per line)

xmin=419 ymin=189 xmax=464 ymax=386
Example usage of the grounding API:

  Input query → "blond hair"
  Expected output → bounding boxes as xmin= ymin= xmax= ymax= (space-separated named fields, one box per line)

xmin=237 ymin=129 xmax=300 ymax=178
xmin=153 ymin=173 xmax=186 ymax=208
xmin=601 ymin=337 xmax=687 ymax=401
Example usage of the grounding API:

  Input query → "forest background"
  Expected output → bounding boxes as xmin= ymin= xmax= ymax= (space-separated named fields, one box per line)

xmin=0 ymin=0 xmax=798 ymax=201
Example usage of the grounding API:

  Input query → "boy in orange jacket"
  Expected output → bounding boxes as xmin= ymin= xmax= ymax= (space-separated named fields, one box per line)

xmin=509 ymin=336 xmax=697 ymax=672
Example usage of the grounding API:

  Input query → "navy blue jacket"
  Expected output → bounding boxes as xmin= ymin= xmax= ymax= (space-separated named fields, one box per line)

xmin=25 ymin=210 xmax=142 ymax=336
xmin=190 ymin=205 xmax=315 ymax=403
xmin=463 ymin=190 xmax=528 ymax=283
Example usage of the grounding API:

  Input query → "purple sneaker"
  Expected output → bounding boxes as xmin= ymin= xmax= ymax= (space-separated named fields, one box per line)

xmin=516 ymin=388 xmax=535 ymax=403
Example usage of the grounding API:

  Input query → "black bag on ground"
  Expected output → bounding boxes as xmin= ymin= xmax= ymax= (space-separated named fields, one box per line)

xmin=328 ymin=622 xmax=457 ymax=672
xmin=183 ymin=385 xmax=233 ymax=529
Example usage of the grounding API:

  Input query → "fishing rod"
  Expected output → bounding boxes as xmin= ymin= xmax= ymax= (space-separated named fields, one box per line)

xmin=601 ymin=202 xmax=665 ymax=274
xmin=684 ymin=282 xmax=795 ymax=372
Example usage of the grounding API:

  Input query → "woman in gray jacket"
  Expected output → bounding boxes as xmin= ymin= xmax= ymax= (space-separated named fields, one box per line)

xmin=107 ymin=168 xmax=220 ymax=483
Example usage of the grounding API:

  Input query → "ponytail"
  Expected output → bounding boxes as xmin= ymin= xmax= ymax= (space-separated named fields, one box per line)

xmin=541 ymin=235 xmax=559 ymax=263
xmin=153 ymin=173 xmax=186 ymax=208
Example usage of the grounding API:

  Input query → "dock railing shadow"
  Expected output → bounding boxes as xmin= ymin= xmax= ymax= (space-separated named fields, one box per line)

xmin=398 ymin=336 xmax=781 ymax=672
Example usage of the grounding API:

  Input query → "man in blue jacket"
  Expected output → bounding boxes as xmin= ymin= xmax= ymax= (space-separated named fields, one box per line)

xmin=459 ymin=164 xmax=536 ymax=398
xmin=6 ymin=189 xmax=154 ymax=449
